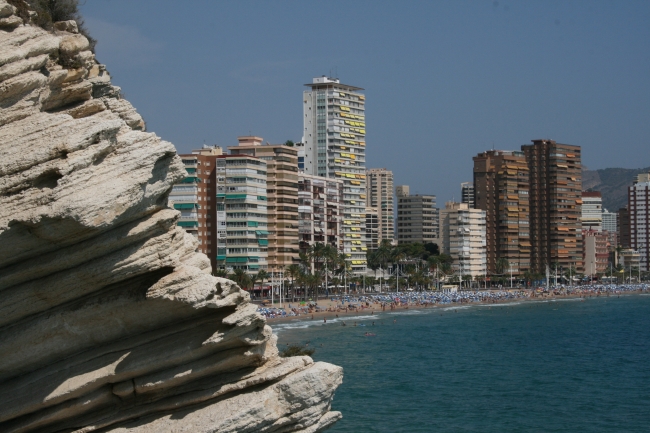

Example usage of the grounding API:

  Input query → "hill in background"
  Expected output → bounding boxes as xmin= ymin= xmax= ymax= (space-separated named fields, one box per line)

xmin=583 ymin=166 xmax=650 ymax=211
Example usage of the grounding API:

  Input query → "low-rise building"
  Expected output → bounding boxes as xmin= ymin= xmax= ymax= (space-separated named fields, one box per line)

xmin=582 ymin=229 xmax=609 ymax=276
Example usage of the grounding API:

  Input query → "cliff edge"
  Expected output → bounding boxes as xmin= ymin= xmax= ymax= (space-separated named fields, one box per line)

xmin=0 ymin=2 xmax=342 ymax=432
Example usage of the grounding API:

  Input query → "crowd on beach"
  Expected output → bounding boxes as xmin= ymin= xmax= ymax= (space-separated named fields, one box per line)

xmin=256 ymin=284 xmax=649 ymax=319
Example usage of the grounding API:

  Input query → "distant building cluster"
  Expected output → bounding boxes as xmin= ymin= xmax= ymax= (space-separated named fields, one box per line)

xmin=168 ymin=75 xmax=648 ymax=284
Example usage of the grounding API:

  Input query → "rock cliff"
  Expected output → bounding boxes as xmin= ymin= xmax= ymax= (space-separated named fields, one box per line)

xmin=0 ymin=2 xmax=342 ymax=432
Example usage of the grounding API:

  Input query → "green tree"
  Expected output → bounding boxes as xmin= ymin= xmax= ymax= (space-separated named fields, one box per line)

xmin=213 ymin=269 xmax=228 ymax=278
xmin=495 ymin=258 xmax=510 ymax=275
xmin=231 ymin=268 xmax=251 ymax=290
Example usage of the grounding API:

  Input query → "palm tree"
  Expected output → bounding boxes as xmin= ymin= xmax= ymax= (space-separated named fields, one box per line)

xmin=286 ymin=264 xmax=302 ymax=301
xmin=231 ymin=269 xmax=251 ymax=290
xmin=375 ymin=240 xmax=393 ymax=291
xmin=495 ymin=257 xmax=510 ymax=275
xmin=213 ymin=269 xmax=228 ymax=278
xmin=255 ymin=270 xmax=269 ymax=292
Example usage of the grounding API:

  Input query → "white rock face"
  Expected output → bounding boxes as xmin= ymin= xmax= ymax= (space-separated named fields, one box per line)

xmin=0 ymin=5 xmax=342 ymax=432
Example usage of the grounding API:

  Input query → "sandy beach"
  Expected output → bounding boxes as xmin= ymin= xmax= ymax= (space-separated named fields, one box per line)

xmin=260 ymin=286 xmax=648 ymax=325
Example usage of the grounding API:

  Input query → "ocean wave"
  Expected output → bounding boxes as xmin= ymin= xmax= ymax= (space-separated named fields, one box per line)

xmin=443 ymin=306 xmax=472 ymax=311
xmin=477 ymin=302 xmax=522 ymax=307
xmin=550 ymin=298 xmax=585 ymax=302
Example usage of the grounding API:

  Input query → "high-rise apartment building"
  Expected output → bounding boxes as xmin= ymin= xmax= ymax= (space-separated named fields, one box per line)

xmin=618 ymin=206 xmax=630 ymax=248
xmin=365 ymin=207 xmax=379 ymax=250
xmin=228 ymin=136 xmax=300 ymax=272
xmin=628 ymin=172 xmax=650 ymax=272
xmin=521 ymin=139 xmax=583 ymax=273
xmin=602 ymin=209 xmax=617 ymax=234
xmin=302 ymin=76 xmax=367 ymax=273
xmin=169 ymin=145 xmax=223 ymax=271
xmin=215 ymin=154 xmax=268 ymax=273
xmin=396 ymin=185 xmax=439 ymax=245
xmin=461 ymin=182 xmax=475 ymax=208
xmin=297 ymin=173 xmax=343 ymax=266
xmin=602 ymin=208 xmax=618 ymax=250
xmin=440 ymin=202 xmax=487 ymax=278
xmin=472 ymin=150 xmax=530 ymax=275
xmin=581 ymin=191 xmax=603 ymax=231
xmin=366 ymin=168 xmax=394 ymax=243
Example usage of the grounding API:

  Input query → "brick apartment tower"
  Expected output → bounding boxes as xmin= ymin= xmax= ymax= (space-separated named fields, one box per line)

xmin=628 ymin=172 xmax=650 ymax=272
xmin=366 ymin=168 xmax=394 ymax=244
xmin=169 ymin=146 xmax=222 ymax=272
xmin=521 ymin=139 xmax=583 ymax=273
xmin=473 ymin=150 xmax=530 ymax=275
xmin=228 ymin=136 xmax=300 ymax=272
xmin=618 ymin=206 xmax=631 ymax=248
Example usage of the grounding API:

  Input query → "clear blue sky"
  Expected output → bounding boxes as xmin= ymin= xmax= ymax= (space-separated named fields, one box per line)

xmin=80 ymin=0 xmax=650 ymax=203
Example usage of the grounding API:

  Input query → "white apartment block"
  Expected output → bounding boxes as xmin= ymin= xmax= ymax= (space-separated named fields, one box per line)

xmin=302 ymin=76 xmax=367 ymax=273
xmin=440 ymin=202 xmax=487 ymax=278
xmin=602 ymin=208 xmax=618 ymax=250
xmin=581 ymin=191 xmax=603 ymax=231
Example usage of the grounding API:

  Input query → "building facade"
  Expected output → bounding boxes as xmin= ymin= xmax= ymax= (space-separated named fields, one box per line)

xmin=365 ymin=207 xmax=379 ymax=250
xmin=302 ymin=76 xmax=367 ymax=273
xmin=521 ymin=139 xmax=583 ymax=273
xmin=602 ymin=208 xmax=618 ymax=251
xmin=297 ymin=173 xmax=343 ymax=266
xmin=169 ymin=145 xmax=222 ymax=271
xmin=581 ymin=191 xmax=603 ymax=231
xmin=461 ymin=182 xmax=475 ymax=208
xmin=366 ymin=168 xmax=394 ymax=243
xmin=582 ymin=229 xmax=609 ymax=276
xmin=440 ymin=202 xmax=487 ymax=278
xmin=228 ymin=136 xmax=300 ymax=272
xmin=472 ymin=150 xmax=530 ymax=275
xmin=628 ymin=172 xmax=650 ymax=272
xmin=396 ymin=185 xmax=439 ymax=245
xmin=215 ymin=154 xmax=268 ymax=273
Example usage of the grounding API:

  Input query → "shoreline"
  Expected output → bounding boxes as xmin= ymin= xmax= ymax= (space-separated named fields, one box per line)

xmin=264 ymin=288 xmax=647 ymax=326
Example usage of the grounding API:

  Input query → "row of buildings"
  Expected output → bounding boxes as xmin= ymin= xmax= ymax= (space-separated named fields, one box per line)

xmin=168 ymin=75 xmax=649 ymax=281
xmin=168 ymin=76 xmax=442 ymax=276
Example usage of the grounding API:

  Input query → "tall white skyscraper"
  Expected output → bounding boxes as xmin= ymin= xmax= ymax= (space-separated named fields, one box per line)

xmin=302 ymin=76 xmax=367 ymax=273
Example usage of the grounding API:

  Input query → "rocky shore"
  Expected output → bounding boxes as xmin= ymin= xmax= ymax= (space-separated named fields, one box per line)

xmin=0 ymin=2 xmax=341 ymax=432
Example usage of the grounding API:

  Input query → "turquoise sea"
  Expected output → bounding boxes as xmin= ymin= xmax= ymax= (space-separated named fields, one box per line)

xmin=273 ymin=294 xmax=650 ymax=432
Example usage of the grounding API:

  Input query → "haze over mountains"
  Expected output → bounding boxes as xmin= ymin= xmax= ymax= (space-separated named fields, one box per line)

xmin=583 ymin=166 xmax=650 ymax=211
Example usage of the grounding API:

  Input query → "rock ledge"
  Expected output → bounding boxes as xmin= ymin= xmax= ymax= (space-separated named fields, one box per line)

xmin=0 ymin=2 xmax=342 ymax=432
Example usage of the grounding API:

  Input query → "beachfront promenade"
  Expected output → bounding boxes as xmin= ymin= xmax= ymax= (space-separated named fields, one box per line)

xmin=257 ymin=284 xmax=649 ymax=319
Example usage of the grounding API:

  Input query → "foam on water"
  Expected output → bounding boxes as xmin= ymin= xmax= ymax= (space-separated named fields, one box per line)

xmin=442 ymin=305 xmax=472 ymax=311
xmin=477 ymin=301 xmax=522 ymax=307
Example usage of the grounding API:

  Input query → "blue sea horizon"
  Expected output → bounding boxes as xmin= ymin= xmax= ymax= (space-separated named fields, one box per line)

xmin=274 ymin=294 xmax=650 ymax=432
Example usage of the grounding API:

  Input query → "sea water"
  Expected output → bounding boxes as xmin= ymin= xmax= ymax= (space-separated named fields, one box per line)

xmin=274 ymin=295 xmax=650 ymax=432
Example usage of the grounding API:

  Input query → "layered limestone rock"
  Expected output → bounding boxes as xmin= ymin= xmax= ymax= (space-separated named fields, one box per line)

xmin=0 ymin=2 xmax=342 ymax=431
